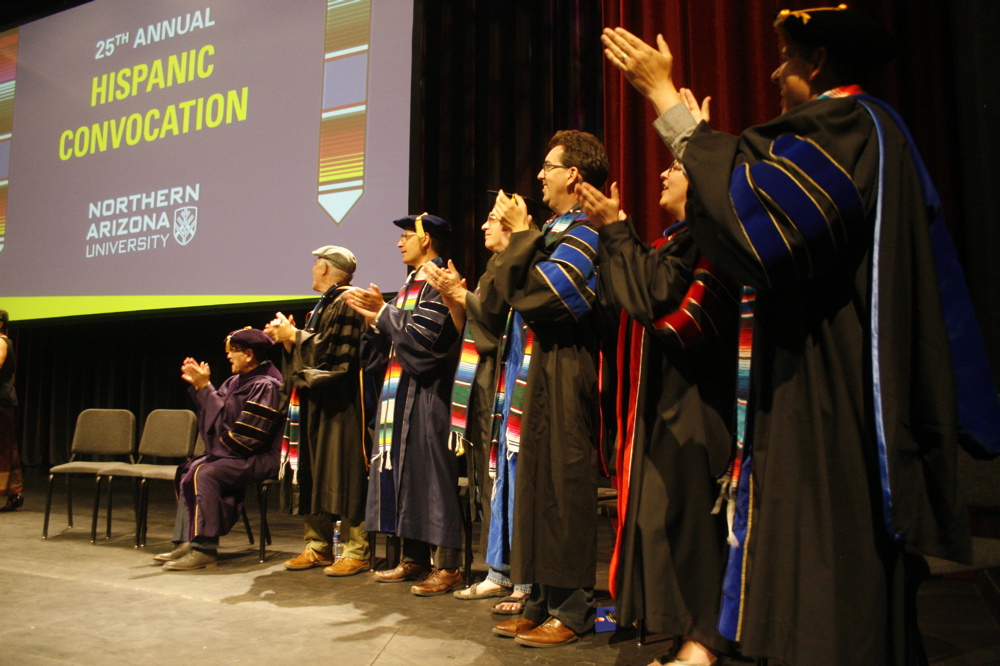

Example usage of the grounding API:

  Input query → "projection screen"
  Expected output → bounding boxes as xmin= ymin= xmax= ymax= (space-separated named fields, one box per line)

xmin=0 ymin=0 xmax=413 ymax=321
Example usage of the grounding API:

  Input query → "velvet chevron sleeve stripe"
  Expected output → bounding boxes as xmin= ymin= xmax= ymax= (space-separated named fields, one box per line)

xmin=653 ymin=257 xmax=739 ymax=348
xmin=770 ymin=133 xmax=864 ymax=248
xmin=406 ymin=298 xmax=451 ymax=353
xmin=729 ymin=166 xmax=793 ymax=289
xmin=729 ymin=133 xmax=865 ymax=287
xmin=535 ymin=224 xmax=599 ymax=321
xmin=222 ymin=399 xmax=284 ymax=458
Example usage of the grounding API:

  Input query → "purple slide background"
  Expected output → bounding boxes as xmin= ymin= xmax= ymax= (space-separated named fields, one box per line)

xmin=0 ymin=0 xmax=412 ymax=298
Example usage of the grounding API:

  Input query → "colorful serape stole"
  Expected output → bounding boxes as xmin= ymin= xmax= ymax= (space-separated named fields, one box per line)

xmin=487 ymin=313 xmax=513 ymax=481
xmin=717 ymin=285 xmax=757 ymax=641
xmin=448 ymin=318 xmax=479 ymax=456
xmin=374 ymin=276 xmax=424 ymax=470
xmin=504 ymin=320 xmax=533 ymax=453
xmin=279 ymin=389 xmax=301 ymax=484
xmin=487 ymin=308 xmax=526 ymax=477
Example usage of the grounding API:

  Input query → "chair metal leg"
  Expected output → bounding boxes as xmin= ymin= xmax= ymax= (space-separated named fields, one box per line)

xmin=42 ymin=474 xmax=55 ymax=539
xmin=242 ymin=504 xmax=255 ymax=545
xmin=258 ymin=482 xmax=271 ymax=563
xmin=636 ymin=618 xmax=646 ymax=646
xmin=90 ymin=476 xmax=102 ymax=543
xmin=105 ymin=476 xmax=115 ymax=540
xmin=142 ymin=480 xmax=149 ymax=547
xmin=66 ymin=475 xmax=74 ymax=528
xmin=132 ymin=478 xmax=142 ymax=548
xmin=134 ymin=479 xmax=149 ymax=548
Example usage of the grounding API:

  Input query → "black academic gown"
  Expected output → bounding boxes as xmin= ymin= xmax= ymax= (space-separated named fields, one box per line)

xmin=598 ymin=217 xmax=737 ymax=653
xmin=679 ymin=94 xmax=971 ymax=665
xmin=280 ymin=287 xmax=369 ymax=523
xmin=463 ymin=254 xmax=509 ymax=554
xmin=490 ymin=213 xmax=600 ymax=590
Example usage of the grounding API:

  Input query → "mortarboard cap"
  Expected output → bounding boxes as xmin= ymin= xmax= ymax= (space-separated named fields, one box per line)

xmin=393 ymin=212 xmax=452 ymax=240
xmin=774 ymin=5 xmax=895 ymax=67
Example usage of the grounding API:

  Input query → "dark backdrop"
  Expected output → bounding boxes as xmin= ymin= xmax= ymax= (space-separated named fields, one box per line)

xmin=4 ymin=0 xmax=999 ymax=466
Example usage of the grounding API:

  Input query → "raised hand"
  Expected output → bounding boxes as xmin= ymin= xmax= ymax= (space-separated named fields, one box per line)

xmin=578 ymin=182 xmax=623 ymax=230
xmin=680 ymin=87 xmax=711 ymax=125
xmin=493 ymin=189 xmax=531 ymax=233
xmin=181 ymin=357 xmax=211 ymax=390
xmin=601 ymin=27 xmax=681 ymax=115
xmin=344 ymin=284 xmax=385 ymax=325
xmin=424 ymin=259 xmax=467 ymax=308
xmin=264 ymin=311 xmax=297 ymax=345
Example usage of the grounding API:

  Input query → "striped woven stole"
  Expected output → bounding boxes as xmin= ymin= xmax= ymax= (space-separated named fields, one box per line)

xmin=504 ymin=318 xmax=533 ymax=453
xmin=279 ymin=389 xmax=301 ymax=483
xmin=487 ymin=315 xmax=510 ymax=481
xmin=374 ymin=276 xmax=424 ymax=470
xmin=717 ymin=285 xmax=758 ymax=641
xmin=448 ymin=318 xmax=479 ymax=455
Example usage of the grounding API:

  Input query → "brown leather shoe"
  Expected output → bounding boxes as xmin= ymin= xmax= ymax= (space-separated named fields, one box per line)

xmin=492 ymin=617 xmax=538 ymax=638
xmin=410 ymin=568 xmax=463 ymax=596
xmin=373 ymin=561 xmax=427 ymax=583
xmin=324 ymin=557 xmax=371 ymax=577
xmin=284 ymin=549 xmax=334 ymax=570
xmin=514 ymin=617 xmax=580 ymax=647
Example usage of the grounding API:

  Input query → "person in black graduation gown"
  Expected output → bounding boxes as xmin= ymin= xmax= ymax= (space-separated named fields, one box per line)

xmin=265 ymin=245 xmax=371 ymax=577
xmin=487 ymin=130 xmax=607 ymax=648
xmin=579 ymin=141 xmax=739 ymax=665
xmin=600 ymin=7 xmax=1000 ymax=664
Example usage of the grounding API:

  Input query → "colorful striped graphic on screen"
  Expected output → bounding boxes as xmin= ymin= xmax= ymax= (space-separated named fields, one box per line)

xmin=317 ymin=0 xmax=371 ymax=225
xmin=0 ymin=29 xmax=17 ymax=255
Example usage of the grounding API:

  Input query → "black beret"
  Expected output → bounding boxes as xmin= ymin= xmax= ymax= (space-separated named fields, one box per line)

xmin=775 ymin=5 xmax=895 ymax=67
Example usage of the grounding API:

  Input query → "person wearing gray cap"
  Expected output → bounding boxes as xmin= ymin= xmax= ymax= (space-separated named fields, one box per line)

xmin=265 ymin=245 xmax=371 ymax=577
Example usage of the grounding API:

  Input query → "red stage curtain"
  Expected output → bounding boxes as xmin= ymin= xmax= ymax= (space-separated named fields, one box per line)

xmin=600 ymin=0 xmax=958 ymax=244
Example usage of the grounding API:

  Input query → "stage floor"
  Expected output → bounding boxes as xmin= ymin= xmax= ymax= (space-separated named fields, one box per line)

xmin=2 ymin=469 xmax=999 ymax=665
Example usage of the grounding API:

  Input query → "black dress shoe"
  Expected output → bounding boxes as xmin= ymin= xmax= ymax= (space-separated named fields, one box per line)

xmin=0 ymin=493 xmax=24 ymax=512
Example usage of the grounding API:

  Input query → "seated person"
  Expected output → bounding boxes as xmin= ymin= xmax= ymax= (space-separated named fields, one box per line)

xmin=156 ymin=328 xmax=285 ymax=571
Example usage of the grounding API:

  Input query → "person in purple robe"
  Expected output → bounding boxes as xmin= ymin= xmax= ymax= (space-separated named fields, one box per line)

xmin=156 ymin=328 xmax=285 ymax=571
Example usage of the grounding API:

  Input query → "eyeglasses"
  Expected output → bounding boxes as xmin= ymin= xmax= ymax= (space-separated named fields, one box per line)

xmin=399 ymin=232 xmax=418 ymax=241
xmin=668 ymin=160 xmax=685 ymax=174
xmin=542 ymin=162 xmax=572 ymax=173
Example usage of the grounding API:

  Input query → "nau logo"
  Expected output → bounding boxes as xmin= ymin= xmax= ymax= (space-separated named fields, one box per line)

xmin=173 ymin=206 xmax=198 ymax=246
